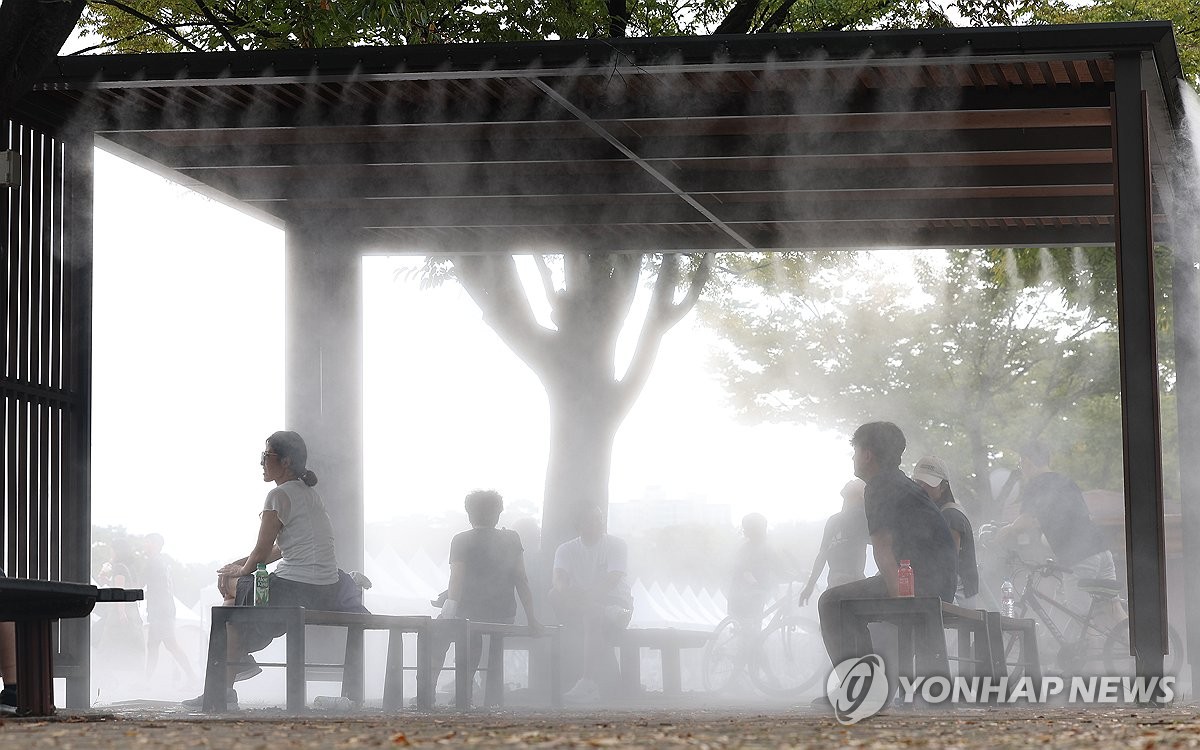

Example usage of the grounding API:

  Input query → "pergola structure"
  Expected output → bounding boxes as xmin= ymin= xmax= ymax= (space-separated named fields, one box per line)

xmin=3 ymin=21 xmax=1195 ymax=704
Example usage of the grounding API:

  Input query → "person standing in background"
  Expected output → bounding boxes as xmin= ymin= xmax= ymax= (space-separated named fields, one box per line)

xmin=799 ymin=479 xmax=869 ymax=606
xmin=142 ymin=533 xmax=198 ymax=684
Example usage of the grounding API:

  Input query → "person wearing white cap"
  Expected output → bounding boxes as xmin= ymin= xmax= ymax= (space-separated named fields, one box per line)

xmin=912 ymin=456 xmax=979 ymax=604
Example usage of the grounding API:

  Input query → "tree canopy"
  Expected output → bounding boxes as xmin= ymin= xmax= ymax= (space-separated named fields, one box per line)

xmin=699 ymin=248 xmax=1170 ymax=519
xmin=74 ymin=0 xmax=1200 ymax=88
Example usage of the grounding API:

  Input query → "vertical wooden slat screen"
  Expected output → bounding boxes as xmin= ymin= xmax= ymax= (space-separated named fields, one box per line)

xmin=1 ymin=118 xmax=93 ymax=707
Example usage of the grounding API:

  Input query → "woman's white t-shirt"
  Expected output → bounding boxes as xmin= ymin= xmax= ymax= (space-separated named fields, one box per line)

xmin=263 ymin=480 xmax=339 ymax=585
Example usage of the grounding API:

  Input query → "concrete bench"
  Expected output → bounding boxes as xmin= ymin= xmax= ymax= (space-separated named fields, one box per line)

xmin=994 ymin=611 xmax=1042 ymax=685
xmin=201 ymin=606 xmax=451 ymax=712
xmin=0 ymin=579 xmax=142 ymax=716
xmin=618 ymin=627 xmax=712 ymax=697
xmin=451 ymin=621 xmax=561 ymax=707
xmin=840 ymin=597 xmax=1040 ymax=688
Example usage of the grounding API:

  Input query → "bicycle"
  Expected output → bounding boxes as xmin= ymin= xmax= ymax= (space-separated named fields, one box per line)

xmin=702 ymin=583 xmax=825 ymax=697
xmin=995 ymin=552 xmax=1184 ymax=678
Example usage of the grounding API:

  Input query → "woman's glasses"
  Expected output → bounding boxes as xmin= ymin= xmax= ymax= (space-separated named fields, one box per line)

xmin=260 ymin=451 xmax=278 ymax=464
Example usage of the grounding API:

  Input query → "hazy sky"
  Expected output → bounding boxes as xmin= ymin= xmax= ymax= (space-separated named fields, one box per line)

xmin=91 ymin=147 xmax=852 ymax=564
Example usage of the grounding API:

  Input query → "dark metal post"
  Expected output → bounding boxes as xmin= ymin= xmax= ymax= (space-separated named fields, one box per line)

xmin=61 ymin=134 xmax=93 ymax=709
xmin=1113 ymin=53 xmax=1169 ymax=683
xmin=283 ymin=223 xmax=364 ymax=572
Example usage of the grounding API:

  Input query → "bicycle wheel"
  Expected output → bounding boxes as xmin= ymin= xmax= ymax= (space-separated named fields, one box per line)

xmin=1103 ymin=619 xmax=1185 ymax=677
xmin=749 ymin=617 xmax=825 ymax=698
xmin=702 ymin=616 xmax=745 ymax=693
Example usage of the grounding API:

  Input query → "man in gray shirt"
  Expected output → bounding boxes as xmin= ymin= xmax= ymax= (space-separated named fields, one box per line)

xmin=432 ymin=490 xmax=541 ymax=701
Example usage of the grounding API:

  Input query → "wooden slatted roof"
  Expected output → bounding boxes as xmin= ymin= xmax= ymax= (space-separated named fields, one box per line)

xmin=17 ymin=22 xmax=1188 ymax=252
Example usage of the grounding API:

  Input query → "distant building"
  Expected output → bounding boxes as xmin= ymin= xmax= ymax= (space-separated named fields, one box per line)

xmin=608 ymin=487 xmax=731 ymax=534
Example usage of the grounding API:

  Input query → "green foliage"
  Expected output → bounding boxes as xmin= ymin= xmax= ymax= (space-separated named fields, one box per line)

xmin=77 ymin=0 xmax=982 ymax=54
xmin=1027 ymin=0 xmax=1200 ymax=88
xmin=700 ymin=249 xmax=1130 ymax=519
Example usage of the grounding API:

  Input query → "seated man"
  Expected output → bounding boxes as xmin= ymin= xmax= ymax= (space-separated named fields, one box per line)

xmin=432 ymin=490 xmax=541 ymax=697
xmin=550 ymin=507 xmax=633 ymax=703
xmin=818 ymin=422 xmax=957 ymax=684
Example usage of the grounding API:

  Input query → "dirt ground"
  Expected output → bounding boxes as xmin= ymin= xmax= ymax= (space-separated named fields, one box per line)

xmin=3 ymin=705 xmax=1200 ymax=750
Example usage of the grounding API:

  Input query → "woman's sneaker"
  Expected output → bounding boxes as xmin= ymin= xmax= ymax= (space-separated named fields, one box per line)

xmin=233 ymin=655 xmax=262 ymax=682
xmin=181 ymin=688 xmax=238 ymax=710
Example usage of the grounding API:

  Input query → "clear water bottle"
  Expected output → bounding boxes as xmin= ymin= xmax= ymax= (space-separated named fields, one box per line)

xmin=1001 ymin=579 xmax=1016 ymax=618
xmin=254 ymin=563 xmax=270 ymax=606
xmin=897 ymin=559 xmax=915 ymax=597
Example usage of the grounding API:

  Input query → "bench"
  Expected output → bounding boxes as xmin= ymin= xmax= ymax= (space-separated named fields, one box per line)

xmin=0 ymin=578 xmax=143 ymax=716
xmin=994 ymin=612 xmax=1042 ymax=685
xmin=447 ymin=621 xmax=561 ymax=707
xmin=202 ymin=608 xmax=561 ymax=712
xmin=839 ymin=597 xmax=1040 ymax=689
xmin=202 ymin=607 xmax=453 ymax=712
xmin=618 ymin=627 xmax=712 ymax=697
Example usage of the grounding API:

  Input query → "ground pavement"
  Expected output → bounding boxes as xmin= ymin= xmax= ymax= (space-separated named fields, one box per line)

xmin=2 ymin=705 xmax=1200 ymax=749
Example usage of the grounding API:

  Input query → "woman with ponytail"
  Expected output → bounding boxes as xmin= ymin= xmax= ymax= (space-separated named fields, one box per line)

xmin=184 ymin=431 xmax=339 ymax=708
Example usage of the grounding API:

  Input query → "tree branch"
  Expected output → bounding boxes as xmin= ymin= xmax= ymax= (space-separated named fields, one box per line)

xmin=714 ymin=0 xmax=762 ymax=34
xmin=67 ymin=24 xmax=202 ymax=55
xmin=607 ymin=0 xmax=628 ymax=38
xmin=91 ymin=0 xmax=207 ymax=52
xmin=452 ymin=254 xmax=556 ymax=373
xmin=194 ymin=0 xmax=244 ymax=51
xmin=616 ymin=253 xmax=714 ymax=415
xmin=757 ymin=0 xmax=800 ymax=33
xmin=532 ymin=254 xmax=559 ymax=310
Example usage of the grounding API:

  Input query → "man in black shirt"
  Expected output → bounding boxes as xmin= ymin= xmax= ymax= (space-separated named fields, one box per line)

xmin=818 ymin=422 xmax=958 ymax=675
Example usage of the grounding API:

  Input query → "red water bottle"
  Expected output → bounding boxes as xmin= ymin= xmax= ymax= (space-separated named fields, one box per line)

xmin=897 ymin=559 xmax=915 ymax=597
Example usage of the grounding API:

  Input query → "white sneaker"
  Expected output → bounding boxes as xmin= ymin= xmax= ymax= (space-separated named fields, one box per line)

xmin=563 ymin=677 xmax=601 ymax=704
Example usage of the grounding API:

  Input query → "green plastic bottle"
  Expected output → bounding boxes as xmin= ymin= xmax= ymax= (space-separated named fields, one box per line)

xmin=254 ymin=563 xmax=269 ymax=606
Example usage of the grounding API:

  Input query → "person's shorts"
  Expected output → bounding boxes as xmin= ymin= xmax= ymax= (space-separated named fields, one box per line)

xmin=232 ymin=573 xmax=339 ymax=653
xmin=1071 ymin=550 xmax=1117 ymax=583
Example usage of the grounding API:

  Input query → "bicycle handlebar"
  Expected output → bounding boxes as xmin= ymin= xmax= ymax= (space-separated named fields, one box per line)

xmin=1004 ymin=551 xmax=1073 ymax=577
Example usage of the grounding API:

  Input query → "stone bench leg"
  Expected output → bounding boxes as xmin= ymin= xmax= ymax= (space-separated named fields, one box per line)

xmin=285 ymin=610 xmax=306 ymax=712
xmin=662 ymin=647 xmax=682 ymax=696
xmin=620 ymin=644 xmax=641 ymax=695
xmin=383 ymin=628 xmax=404 ymax=711
xmin=202 ymin=609 xmax=231 ymax=712
xmin=452 ymin=623 xmax=471 ymax=710
xmin=342 ymin=625 xmax=365 ymax=703
xmin=484 ymin=634 xmax=505 ymax=707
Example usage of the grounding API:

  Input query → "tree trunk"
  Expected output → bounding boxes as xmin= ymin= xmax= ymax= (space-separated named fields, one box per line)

xmin=0 ymin=0 xmax=86 ymax=120
xmin=539 ymin=384 xmax=621 ymax=565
